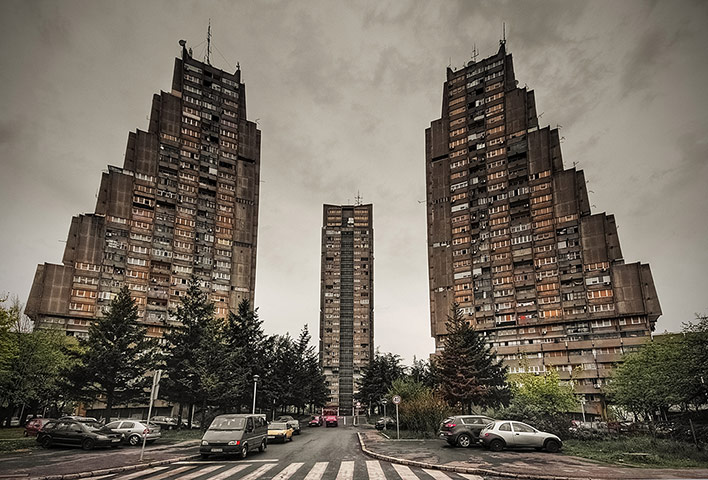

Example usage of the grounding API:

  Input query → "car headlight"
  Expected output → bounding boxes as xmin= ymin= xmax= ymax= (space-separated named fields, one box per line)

xmin=97 ymin=435 xmax=109 ymax=440
xmin=201 ymin=440 xmax=209 ymax=446
xmin=227 ymin=440 xmax=240 ymax=446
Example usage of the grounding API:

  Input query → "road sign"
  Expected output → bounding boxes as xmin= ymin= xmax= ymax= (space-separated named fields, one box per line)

xmin=356 ymin=401 xmax=361 ymax=408
xmin=392 ymin=395 xmax=401 ymax=405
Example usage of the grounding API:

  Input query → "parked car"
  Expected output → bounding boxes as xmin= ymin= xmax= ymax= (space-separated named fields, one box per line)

xmin=103 ymin=420 xmax=161 ymax=446
xmin=375 ymin=417 xmax=397 ymax=430
xmin=151 ymin=416 xmax=179 ymax=430
xmin=480 ymin=420 xmax=562 ymax=452
xmin=308 ymin=416 xmax=324 ymax=427
xmin=438 ymin=415 xmax=495 ymax=448
xmin=324 ymin=415 xmax=338 ymax=427
xmin=37 ymin=419 xmax=123 ymax=450
xmin=267 ymin=422 xmax=294 ymax=443
xmin=200 ymin=414 xmax=268 ymax=459
xmin=25 ymin=418 xmax=54 ymax=437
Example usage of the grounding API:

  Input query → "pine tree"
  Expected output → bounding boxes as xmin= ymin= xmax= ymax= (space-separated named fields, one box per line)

xmin=356 ymin=351 xmax=405 ymax=413
xmin=435 ymin=303 xmax=509 ymax=412
xmin=66 ymin=286 xmax=156 ymax=420
xmin=221 ymin=300 xmax=272 ymax=412
xmin=162 ymin=276 xmax=223 ymax=428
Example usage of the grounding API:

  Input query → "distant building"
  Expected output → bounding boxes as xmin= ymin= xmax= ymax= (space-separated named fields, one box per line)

xmin=319 ymin=203 xmax=374 ymax=412
xmin=425 ymin=42 xmax=661 ymax=418
xmin=26 ymin=41 xmax=261 ymax=338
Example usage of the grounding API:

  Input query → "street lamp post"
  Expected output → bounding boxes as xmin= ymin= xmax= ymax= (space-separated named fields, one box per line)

xmin=381 ymin=399 xmax=388 ymax=430
xmin=252 ymin=375 xmax=260 ymax=414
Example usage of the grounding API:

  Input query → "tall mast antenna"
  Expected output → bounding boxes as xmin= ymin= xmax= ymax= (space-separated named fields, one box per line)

xmin=355 ymin=191 xmax=363 ymax=206
xmin=205 ymin=19 xmax=212 ymax=65
xmin=472 ymin=43 xmax=478 ymax=62
xmin=501 ymin=22 xmax=507 ymax=45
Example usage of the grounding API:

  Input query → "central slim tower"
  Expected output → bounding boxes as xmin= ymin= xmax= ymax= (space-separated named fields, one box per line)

xmin=319 ymin=203 xmax=374 ymax=413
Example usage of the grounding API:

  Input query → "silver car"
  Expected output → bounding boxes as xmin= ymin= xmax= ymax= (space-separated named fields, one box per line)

xmin=104 ymin=420 xmax=161 ymax=446
xmin=480 ymin=420 xmax=562 ymax=452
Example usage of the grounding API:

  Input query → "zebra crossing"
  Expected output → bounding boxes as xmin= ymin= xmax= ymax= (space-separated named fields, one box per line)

xmin=103 ymin=460 xmax=484 ymax=480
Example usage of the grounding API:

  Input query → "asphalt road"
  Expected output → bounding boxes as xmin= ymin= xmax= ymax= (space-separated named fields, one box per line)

xmin=0 ymin=426 xmax=487 ymax=480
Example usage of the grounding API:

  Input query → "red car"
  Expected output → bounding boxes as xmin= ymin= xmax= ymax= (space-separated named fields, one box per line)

xmin=25 ymin=418 xmax=54 ymax=437
xmin=324 ymin=415 xmax=338 ymax=427
xmin=308 ymin=416 xmax=323 ymax=427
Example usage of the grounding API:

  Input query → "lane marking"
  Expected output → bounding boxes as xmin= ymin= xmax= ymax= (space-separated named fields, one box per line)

xmin=392 ymin=464 xmax=420 ymax=480
xmin=240 ymin=463 xmax=277 ymax=480
xmin=208 ymin=464 xmax=250 ymax=480
xmin=366 ymin=460 xmax=386 ymax=480
xmin=271 ymin=462 xmax=304 ymax=479
xmin=175 ymin=459 xmax=278 ymax=464
xmin=457 ymin=475 xmax=484 ymax=480
xmin=335 ymin=460 xmax=355 ymax=480
xmin=423 ymin=468 xmax=452 ymax=479
xmin=110 ymin=468 xmax=169 ymax=480
xmin=303 ymin=461 xmax=328 ymax=480
xmin=174 ymin=465 xmax=221 ymax=480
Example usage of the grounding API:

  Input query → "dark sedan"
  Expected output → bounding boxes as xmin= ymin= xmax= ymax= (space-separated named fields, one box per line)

xmin=375 ymin=416 xmax=396 ymax=430
xmin=438 ymin=415 xmax=495 ymax=447
xmin=37 ymin=420 xmax=123 ymax=450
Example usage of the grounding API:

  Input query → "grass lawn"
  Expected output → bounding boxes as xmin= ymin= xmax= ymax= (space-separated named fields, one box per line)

xmin=0 ymin=428 xmax=37 ymax=453
xmin=563 ymin=436 xmax=708 ymax=468
xmin=159 ymin=428 xmax=203 ymax=444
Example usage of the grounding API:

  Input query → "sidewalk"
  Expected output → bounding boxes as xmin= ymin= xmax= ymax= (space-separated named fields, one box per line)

xmin=357 ymin=430 xmax=708 ymax=480
xmin=0 ymin=440 xmax=200 ymax=480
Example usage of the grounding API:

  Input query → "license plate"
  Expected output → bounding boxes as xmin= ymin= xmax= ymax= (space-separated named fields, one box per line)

xmin=112 ymin=439 xmax=121 ymax=442
xmin=211 ymin=448 xmax=223 ymax=452
xmin=267 ymin=435 xmax=275 ymax=439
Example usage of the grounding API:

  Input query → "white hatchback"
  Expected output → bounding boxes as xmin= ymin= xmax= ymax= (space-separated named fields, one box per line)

xmin=480 ymin=420 xmax=562 ymax=452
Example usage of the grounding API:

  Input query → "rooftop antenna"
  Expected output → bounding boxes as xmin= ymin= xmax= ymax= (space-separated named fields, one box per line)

xmin=205 ymin=19 xmax=212 ymax=65
xmin=471 ymin=43 xmax=479 ymax=63
xmin=355 ymin=191 xmax=363 ymax=206
xmin=501 ymin=22 xmax=507 ymax=46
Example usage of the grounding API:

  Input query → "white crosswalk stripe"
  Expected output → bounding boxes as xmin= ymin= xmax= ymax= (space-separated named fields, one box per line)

xmin=392 ymin=464 xmax=420 ymax=480
xmin=423 ymin=468 xmax=453 ymax=479
xmin=457 ymin=474 xmax=484 ymax=480
xmin=112 ymin=467 xmax=168 ymax=479
xmin=335 ymin=460 xmax=355 ymax=480
xmin=365 ymin=460 xmax=386 ymax=480
xmin=239 ymin=463 xmax=277 ymax=480
xmin=302 ymin=461 xmax=329 ymax=480
xmin=174 ymin=464 xmax=221 ymax=479
xmin=206 ymin=464 xmax=250 ymax=480
xmin=272 ymin=462 xmax=304 ymax=479
xmin=120 ymin=465 xmax=192 ymax=480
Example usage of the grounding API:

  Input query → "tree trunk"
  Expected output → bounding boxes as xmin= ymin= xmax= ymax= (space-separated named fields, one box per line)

xmin=200 ymin=398 xmax=207 ymax=432
xmin=105 ymin=393 xmax=113 ymax=423
xmin=177 ymin=403 xmax=184 ymax=430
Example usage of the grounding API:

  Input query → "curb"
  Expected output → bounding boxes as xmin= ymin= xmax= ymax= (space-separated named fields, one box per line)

xmin=356 ymin=432 xmax=596 ymax=480
xmin=30 ymin=453 xmax=201 ymax=480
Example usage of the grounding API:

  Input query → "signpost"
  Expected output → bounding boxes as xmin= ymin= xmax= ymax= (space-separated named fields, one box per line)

xmin=392 ymin=395 xmax=401 ymax=440
xmin=355 ymin=401 xmax=361 ymax=426
xmin=140 ymin=370 xmax=162 ymax=462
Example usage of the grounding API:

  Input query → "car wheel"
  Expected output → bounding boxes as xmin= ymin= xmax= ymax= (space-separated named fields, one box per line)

xmin=545 ymin=439 xmax=561 ymax=453
xmin=128 ymin=434 xmax=141 ymax=446
xmin=240 ymin=443 xmax=248 ymax=459
xmin=200 ymin=453 xmax=210 ymax=460
xmin=82 ymin=438 xmax=95 ymax=451
xmin=456 ymin=433 xmax=473 ymax=448
xmin=258 ymin=439 xmax=267 ymax=452
xmin=489 ymin=439 xmax=504 ymax=452
xmin=40 ymin=436 xmax=52 ymax=449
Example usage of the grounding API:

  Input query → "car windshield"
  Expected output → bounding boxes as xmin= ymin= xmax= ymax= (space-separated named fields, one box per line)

xmin=209 ymin=417 xmax=246 ymax=430
xmin=270 ymin=422 xmax=288 ymax=429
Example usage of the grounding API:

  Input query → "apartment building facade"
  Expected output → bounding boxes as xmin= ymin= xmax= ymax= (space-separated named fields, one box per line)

xmin=425 ymin=42 xmax=661 ymax=417
xmin=26 ymin=41 xmax=260 ymax=338
xmin=319 ymin=204 xmax=374 ymax=412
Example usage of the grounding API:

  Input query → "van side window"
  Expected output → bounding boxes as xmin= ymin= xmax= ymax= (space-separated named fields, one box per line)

xmin=247 ymin=417 xmax=254 ymax=430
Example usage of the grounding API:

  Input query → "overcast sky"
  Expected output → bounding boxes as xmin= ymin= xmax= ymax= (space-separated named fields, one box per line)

xmin=1 ymin=0 xmax=706 ymax=366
